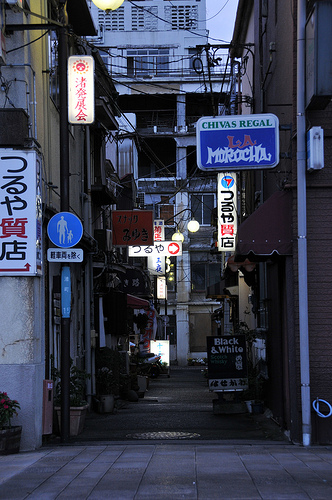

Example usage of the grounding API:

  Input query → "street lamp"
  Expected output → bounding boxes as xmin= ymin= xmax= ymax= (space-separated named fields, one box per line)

xmin=166 ymin=208 xmax=200 ymax=241
xmin=91 ymin=0 xmax=125 ymax=11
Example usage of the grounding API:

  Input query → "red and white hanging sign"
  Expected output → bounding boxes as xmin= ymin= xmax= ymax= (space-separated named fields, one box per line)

xmin=68 ymin=56 xmax=95 ymax=124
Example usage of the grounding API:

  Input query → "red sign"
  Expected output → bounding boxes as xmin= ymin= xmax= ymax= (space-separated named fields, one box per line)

xmin=167 ymin=242 xmax=181 ymax=255
xmin=112 ymin=210 xmax=154 ymax=246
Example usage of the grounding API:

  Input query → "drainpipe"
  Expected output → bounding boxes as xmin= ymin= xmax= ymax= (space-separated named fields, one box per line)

xmin=297 ymin=0 xmax=311 ymax=447
xmin=84 ymin=126 xmax=93 ymax=404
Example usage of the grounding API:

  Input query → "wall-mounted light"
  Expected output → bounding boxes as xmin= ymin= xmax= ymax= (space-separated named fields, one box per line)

xmin=187 ymin=218 xmax=200 ymax=233
xmin=166 ymin=208 xmax=200 ymax=241
xmin=171 ymin=229 xmax=185 ymax=243
xmin=91 ymin=0 xmax=125 ymax=11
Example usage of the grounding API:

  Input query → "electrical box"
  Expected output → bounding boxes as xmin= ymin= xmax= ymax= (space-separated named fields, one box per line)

xmin=307 ymin=127 xmax=324 ymax=172
xmin=306 ymin=2 xmax=332 ymax=109
xmin=42 ymin=380 xmax=54 ymax=435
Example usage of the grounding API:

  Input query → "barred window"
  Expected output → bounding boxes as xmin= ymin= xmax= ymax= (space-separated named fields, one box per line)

xmin=131 ymin=6 xmax=158 ymax=31
xmin=165 ymin=5 xmax=198 ymax=30
xmin=98 ymin=8 xmax=125 ymax=31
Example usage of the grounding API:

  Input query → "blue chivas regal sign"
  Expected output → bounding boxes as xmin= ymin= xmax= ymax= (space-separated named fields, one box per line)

xmin=196 ymin=113 xmax=279 ymax=171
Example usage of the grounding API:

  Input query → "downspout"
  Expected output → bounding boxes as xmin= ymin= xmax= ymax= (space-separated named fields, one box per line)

xmin=84 ymin=126 xmax=94 ymax=402
xmin=297 ymin=0 xmax=311 ymax=446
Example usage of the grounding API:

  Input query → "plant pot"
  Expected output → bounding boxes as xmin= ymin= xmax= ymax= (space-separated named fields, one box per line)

xmin=0 ymin=426 xmax=22 ymax=455
xmin=55 ymin=404 xmax=89 ymax=436
xmin=97 ymin=395 xmax=115 ymax=413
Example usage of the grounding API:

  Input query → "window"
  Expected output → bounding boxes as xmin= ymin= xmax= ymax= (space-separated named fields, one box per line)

xmin=49 ymin=31 xmax=59 ymax=107
xmin=131 ymin=6 xmax=158 ymax=31
xmin=191 ymin=253 xmax=222 ymax=293
xmin=165 ymin=5 xmax=198 ymax=30
xmin=127 ymin=49 xmax=169 ymax=77
xmin=191 ymin=194 xmax=215 ymax=225
xmin=98 ymin=9 xmax=125 ymax=31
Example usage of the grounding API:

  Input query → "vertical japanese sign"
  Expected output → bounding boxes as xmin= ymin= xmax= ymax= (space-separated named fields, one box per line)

xmin=0 ymin=149 xmax=42 ymax=275
xmin=207 ymin=335 xmax=248 ymax=392
xmin=150 ymin=340 xmax=170 ymax=367
xmin=154 ymin=219 xmax=165 ymax=241
xmin=148 ymin=254 xmax=165 ymax=275
xmin=112 ymin=210 xmax=154 ymax=246
xmin=148 ymin=220 xmax=166 ymax=274
xmin=68 ymin=56 xmax=95 ymax=124
xmin=157 ymin=276 xmax=167 ymax=299
xmin=217 ymin=173 xmax=237 ymax=252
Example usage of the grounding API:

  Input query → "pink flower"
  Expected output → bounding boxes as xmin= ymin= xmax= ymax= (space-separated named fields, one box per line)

xmin=3 ymin=405 xmax=8 ymax=409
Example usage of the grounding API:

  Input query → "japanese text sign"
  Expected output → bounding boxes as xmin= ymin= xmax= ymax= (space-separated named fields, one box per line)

xmin=68 ymin=56 xmax=95 ymax=124
xmin=0 ymin=149 xmax=42 ymax=275
xmin=148 ymin=254 xmax=165 ymax=276
xmin=154 ymin=219 xmax=165 ymax=241
xmin=207 ymin=335 xmax=248 ymax=392
xmin=197 ymin=113 xmax=279 ymax=171
xmin=150 ymin=340 xmax=170 ymax=367
xmin=217 ymin=173 xmax=237 ymax=252
xmin=112 ymin=210 xmax=154 ymax=246
xmin=47 ymin=248 xmax=83 ymax=262
xmin=128 ymin=241 xmax=182 ymax=257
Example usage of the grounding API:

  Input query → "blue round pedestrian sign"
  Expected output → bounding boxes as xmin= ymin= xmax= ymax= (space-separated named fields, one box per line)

xmin=47 ymin=212 xmax=83 ymax=248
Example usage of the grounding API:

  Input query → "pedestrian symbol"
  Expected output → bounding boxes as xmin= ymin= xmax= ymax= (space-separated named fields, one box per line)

xmin=47 ymin=212 xmax=83 ymax=248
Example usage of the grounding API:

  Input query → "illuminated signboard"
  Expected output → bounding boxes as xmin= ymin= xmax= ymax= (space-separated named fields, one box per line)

xmin=217 ymin=173 xmax=237 ymax=252
xmin=128 ymin=241 xmax=182 ymax=257
xmin=68 ymin=56 xmax=95 ymax=124
xmin=112 ymin=210 xmax=154 ymax=246
xmin=207 ymin=335 xmax=248 ymax=392
xmin=196 ymin=114 xmax=279 ymax=171
xmin=0 ymin=149 xmax=42 ymax=275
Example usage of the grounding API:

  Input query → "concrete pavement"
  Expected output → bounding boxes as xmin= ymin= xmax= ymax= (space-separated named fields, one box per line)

xmin=1 ymin=442 xmax=332 ymax=499
xmin=2 ymin=368 xmax=332 ymax=498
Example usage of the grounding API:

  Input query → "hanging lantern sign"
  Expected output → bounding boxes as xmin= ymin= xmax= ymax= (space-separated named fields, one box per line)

xmin=68 ymin=56 xmax=95 ymax=125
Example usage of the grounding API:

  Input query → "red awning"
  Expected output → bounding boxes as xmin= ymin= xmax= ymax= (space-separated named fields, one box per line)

xmin=235 ymin=190 xmax=293 ymax=261
xmin=126 ymin=294 xmax=150 ymax=309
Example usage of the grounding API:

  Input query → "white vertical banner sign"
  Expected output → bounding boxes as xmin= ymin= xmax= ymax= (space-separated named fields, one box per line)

xmin=68 ymin=56 xmax=95 ymax=124
xmin=154 ymin=219 xmax=165 ymax=241
xmin=0 ymin=149 xmax=42 ymax=275
xmin=217 ymin=173 xmax=237 ymax=252
xmin=157 ymin=276 xmax=167 ymax=299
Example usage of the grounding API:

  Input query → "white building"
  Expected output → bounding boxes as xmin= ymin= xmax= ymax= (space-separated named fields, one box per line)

xmin=88 ymin=0 xmax=232 ymax=364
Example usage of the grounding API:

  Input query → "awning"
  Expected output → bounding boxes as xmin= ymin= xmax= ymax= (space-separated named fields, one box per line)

xmin=235 ymin=190 xmax=293 ymax=261
xmin=126 ymin=294 xmax=150 ymax=310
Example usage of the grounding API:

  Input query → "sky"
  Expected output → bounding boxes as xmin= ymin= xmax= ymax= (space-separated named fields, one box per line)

xmin=206 ymin=0 xmax=239 ymax=43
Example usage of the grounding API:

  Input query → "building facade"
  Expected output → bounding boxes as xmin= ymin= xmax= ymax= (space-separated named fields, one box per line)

xmin=0 ymin=0 xmax=123 ymax=449
xmin=88 ymin=0 xmax=236 ymax=365
xmin=231 ymin=0 xmax=332 ymax=444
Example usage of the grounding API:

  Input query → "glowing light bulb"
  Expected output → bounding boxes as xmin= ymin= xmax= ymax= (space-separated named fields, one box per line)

xmin=91 ymin=0 xmax=125 ymax=11
xmin=187 ymin=219 xmax=200 ymax=233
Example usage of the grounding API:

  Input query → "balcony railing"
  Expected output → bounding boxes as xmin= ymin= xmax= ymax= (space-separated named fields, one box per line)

xmin=108 ymin=53 xmax=231 ymax=82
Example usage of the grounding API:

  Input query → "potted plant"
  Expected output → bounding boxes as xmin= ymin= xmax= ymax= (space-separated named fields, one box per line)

xmin=52 ymin=360 xmax=90 ymax=436
xmin=0 ymin=391 xmax=21 ymax=455
xmin=96 ymin=367 xmax=116 ymax=413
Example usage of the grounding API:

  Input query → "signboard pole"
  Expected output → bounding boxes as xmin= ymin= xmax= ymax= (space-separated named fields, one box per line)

xmin=59 ymin=16 xmax=70 ymax=444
